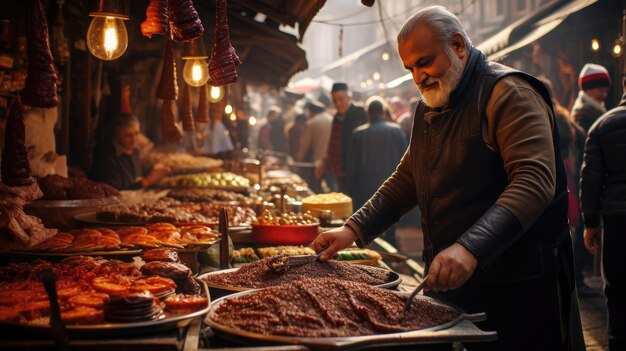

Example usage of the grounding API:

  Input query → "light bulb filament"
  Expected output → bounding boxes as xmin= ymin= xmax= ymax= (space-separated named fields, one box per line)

xmin=211 ymin=86 xmax=222 ymax=100
xmin=103 ymin=17 xmax=119 ymax=58
xmin=192 ymin=63 xmax=203 ymax=83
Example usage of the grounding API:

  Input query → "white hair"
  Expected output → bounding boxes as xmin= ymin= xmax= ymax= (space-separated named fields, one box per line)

xmin=397 ymin=6 xmax=471 ymax=48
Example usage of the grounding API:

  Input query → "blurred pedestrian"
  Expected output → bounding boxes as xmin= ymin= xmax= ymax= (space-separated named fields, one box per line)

xmin=297 ymin=100 xmax=333 ymax=193
xmin=316 ymin=82 xmax=367 ymax=193
xmin=570 ymin=63 xmax=611 ymax=295
xmin=580 ymin=70 xmax=626 ymax=351
xmin=347 ymin=96 xmax=407 ymax=245
xmin=288 ymin=113 xmax=306 ymax=159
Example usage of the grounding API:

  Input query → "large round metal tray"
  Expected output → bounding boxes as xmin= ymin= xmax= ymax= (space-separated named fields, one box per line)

xmin=73 ymin=211 xmax=251 ymax=232
xmin=205 ymin=290 xmax=489 ymax=350
xmin=197 ymin=266 xmax=401 ymax=299
xmin=26 ymin=196 xmax=121 ymax=208
xmin=0 ymin=279 xmax=211 ymax=338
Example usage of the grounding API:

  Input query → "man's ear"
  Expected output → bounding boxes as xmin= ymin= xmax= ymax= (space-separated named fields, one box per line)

xmin=451 ymin=33 xmax=467 ymax=60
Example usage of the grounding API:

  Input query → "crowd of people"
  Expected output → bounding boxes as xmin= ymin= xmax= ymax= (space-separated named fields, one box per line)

xmin=82 ymin=5 xmax=626 ymax=350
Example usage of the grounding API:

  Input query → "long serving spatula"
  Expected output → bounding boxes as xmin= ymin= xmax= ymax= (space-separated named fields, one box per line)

xmin=402 ymin=274 xmax=429 ymax=317
xmin=284 ymin=254 xmax=321 ymax=267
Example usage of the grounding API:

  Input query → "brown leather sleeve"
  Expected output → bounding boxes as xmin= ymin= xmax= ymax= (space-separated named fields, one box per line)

xmin=485 ymin=76 xmax=556 ymax=230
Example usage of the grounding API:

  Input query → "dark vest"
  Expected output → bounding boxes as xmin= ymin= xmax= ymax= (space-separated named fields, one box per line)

xmin=411 ymin=48 xmax=569 ymax=277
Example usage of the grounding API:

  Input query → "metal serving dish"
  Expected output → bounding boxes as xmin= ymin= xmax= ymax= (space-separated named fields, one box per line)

xmin=205 ymin=290 xmax=497 ymax=350
xmin=197 ymin=266 xmax=402 ymax=300
xmin=0 ymin=279 xmax=211 ymax=339
xmin=251 ymin=223 xmax=319 ymax=246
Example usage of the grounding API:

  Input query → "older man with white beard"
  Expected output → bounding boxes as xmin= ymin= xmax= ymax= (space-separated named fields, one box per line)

xmin=311 ymin=6 xmax=583 ymax=351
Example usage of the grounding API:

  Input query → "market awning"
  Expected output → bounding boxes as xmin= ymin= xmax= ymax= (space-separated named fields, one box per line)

xmin=230 ymin=0 xmax=326 ymax=42
xmin=320 ymin=39 xmax=388 ymax=74
xmin=476 ymin=0 xmax=598 ymax=61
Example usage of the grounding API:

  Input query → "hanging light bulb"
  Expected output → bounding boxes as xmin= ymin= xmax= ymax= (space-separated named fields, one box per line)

xmin=86 ymin=1 xmax=129 ymax=61
xmin=230 ymin=112 xmax=237 ymax=121
xmin=382 ymin=52 xmax=390 ymax=61
xmin=590 ymin=38 xmax=600 ymax=52
xmin=182 ymin=59 xmax=209 ymax=87
xmin=224 ymin=104 xmax=233 ymax=114
xmin=612 ymin=38 xmax=623 ymax=57
xmin=182 ymin=38 xmax=209 ymax=87
xmin=373 ymin=71 xmax=380 ymax=80
xmin=249 ymin=116 xmax=257 ymax=126
xmin=209 ymin=86 xmax=225 ymax=102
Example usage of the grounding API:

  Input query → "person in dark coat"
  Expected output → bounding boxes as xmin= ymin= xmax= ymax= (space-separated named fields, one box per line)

xmin=347 ymin=96 xmax=407 ymax=246
xmin=90 ymin=113 xmax=169 ymax=190
xmin=311 ymin=6 xmax=583 ymax=350
xmin=316 ymin=82 xmax=367 ymax=193
xmin=347 ymin=96 xmax=407 ymax=209
xmin=580 ymin=73 xmax=626 ymax=351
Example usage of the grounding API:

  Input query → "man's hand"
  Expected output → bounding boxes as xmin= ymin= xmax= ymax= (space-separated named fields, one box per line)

xmin=310 ymin=226 xmax=358 ymax=261
xmin=426 ymin=243 xmax=478 ymax=292
xmin=584 ymin=227 xmax=602 ymax=255
xmin=142 ymin=164 xmax=171 ymax=187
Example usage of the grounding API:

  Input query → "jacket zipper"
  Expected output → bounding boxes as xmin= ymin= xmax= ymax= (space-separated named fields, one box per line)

xmin=422 ymin=122 xmax=435 ymax=262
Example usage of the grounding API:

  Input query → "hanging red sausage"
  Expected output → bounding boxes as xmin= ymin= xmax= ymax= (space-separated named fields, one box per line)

xmin=197 ymin=84 xmax=209 ymax=123
xmin=168 ymin=0 xmax=203 ymax=42
xmin=22 ymin=0 xmax=58 ymax=108
xmin=207 ymin=0 xmax=241 ymax=86
xmin=1 ymin=99 xmax=34 ymax=187
xmin=141 ymin=0 xmax=169 ymax=38
xmin=181 ymin=83 xmax=194 ymax=132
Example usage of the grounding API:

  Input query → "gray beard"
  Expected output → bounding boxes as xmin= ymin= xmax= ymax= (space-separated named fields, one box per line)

xmin=419 ymin=48 xmax=465 ymax=108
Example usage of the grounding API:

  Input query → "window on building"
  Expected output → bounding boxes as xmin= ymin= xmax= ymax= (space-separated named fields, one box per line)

xmin=513 ymin=0 xmax=532 ymax=16
xmin=484 ymin=0 xmax=505 ymax=21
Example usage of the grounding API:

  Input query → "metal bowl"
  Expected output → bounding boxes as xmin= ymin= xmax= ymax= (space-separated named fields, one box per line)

xmin=251 ymin=223 xmax=319 ymax=245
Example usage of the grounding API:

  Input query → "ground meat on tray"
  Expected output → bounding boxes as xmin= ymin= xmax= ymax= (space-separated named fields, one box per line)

xmin=202 ymin=255 xmax=393 ymax=288
xmin=212 ymin=277 xmax=460 ymax=337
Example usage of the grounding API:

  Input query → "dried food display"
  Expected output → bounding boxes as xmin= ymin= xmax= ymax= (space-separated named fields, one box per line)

xmin=211 ymin=277 xmax=460 ymax=337
xmin=36 ymin=174 xmax=118 ymax=200
xmin=142 ymin=150 xmax=223 ymax=172
xmin=257 ymin=246 xmax=315 ymax=258
xmin=0 ymin=256 xmax=208 ymax=325
xmin=141 ymin=0 xmax=168 ymax=38
xmin=96 ymin=199 xmax=256 ymax=226
xmin=155 ymin=172 xmax=250 ymax=189
xmin=207 ymin=0 xmax=240 ymax=86
xmin=302 ymin=192 xmax=353 ymax=219
xmin=201 ymin=255 xmax=393 ymax=289
xmin=231 ymin=248 xmax=259 ymax=265
xmin=6 ymin=223 xmax=218 ymax=252
xmin=166 ymin=188 xmax=244 ymax=203
xmin=22 ymin=0 xmax=58 ymax=108
xmin=232 ymin=247 xmax=381 ymax=267
xmin=254 ymin=210 xmax=317 ymax=225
